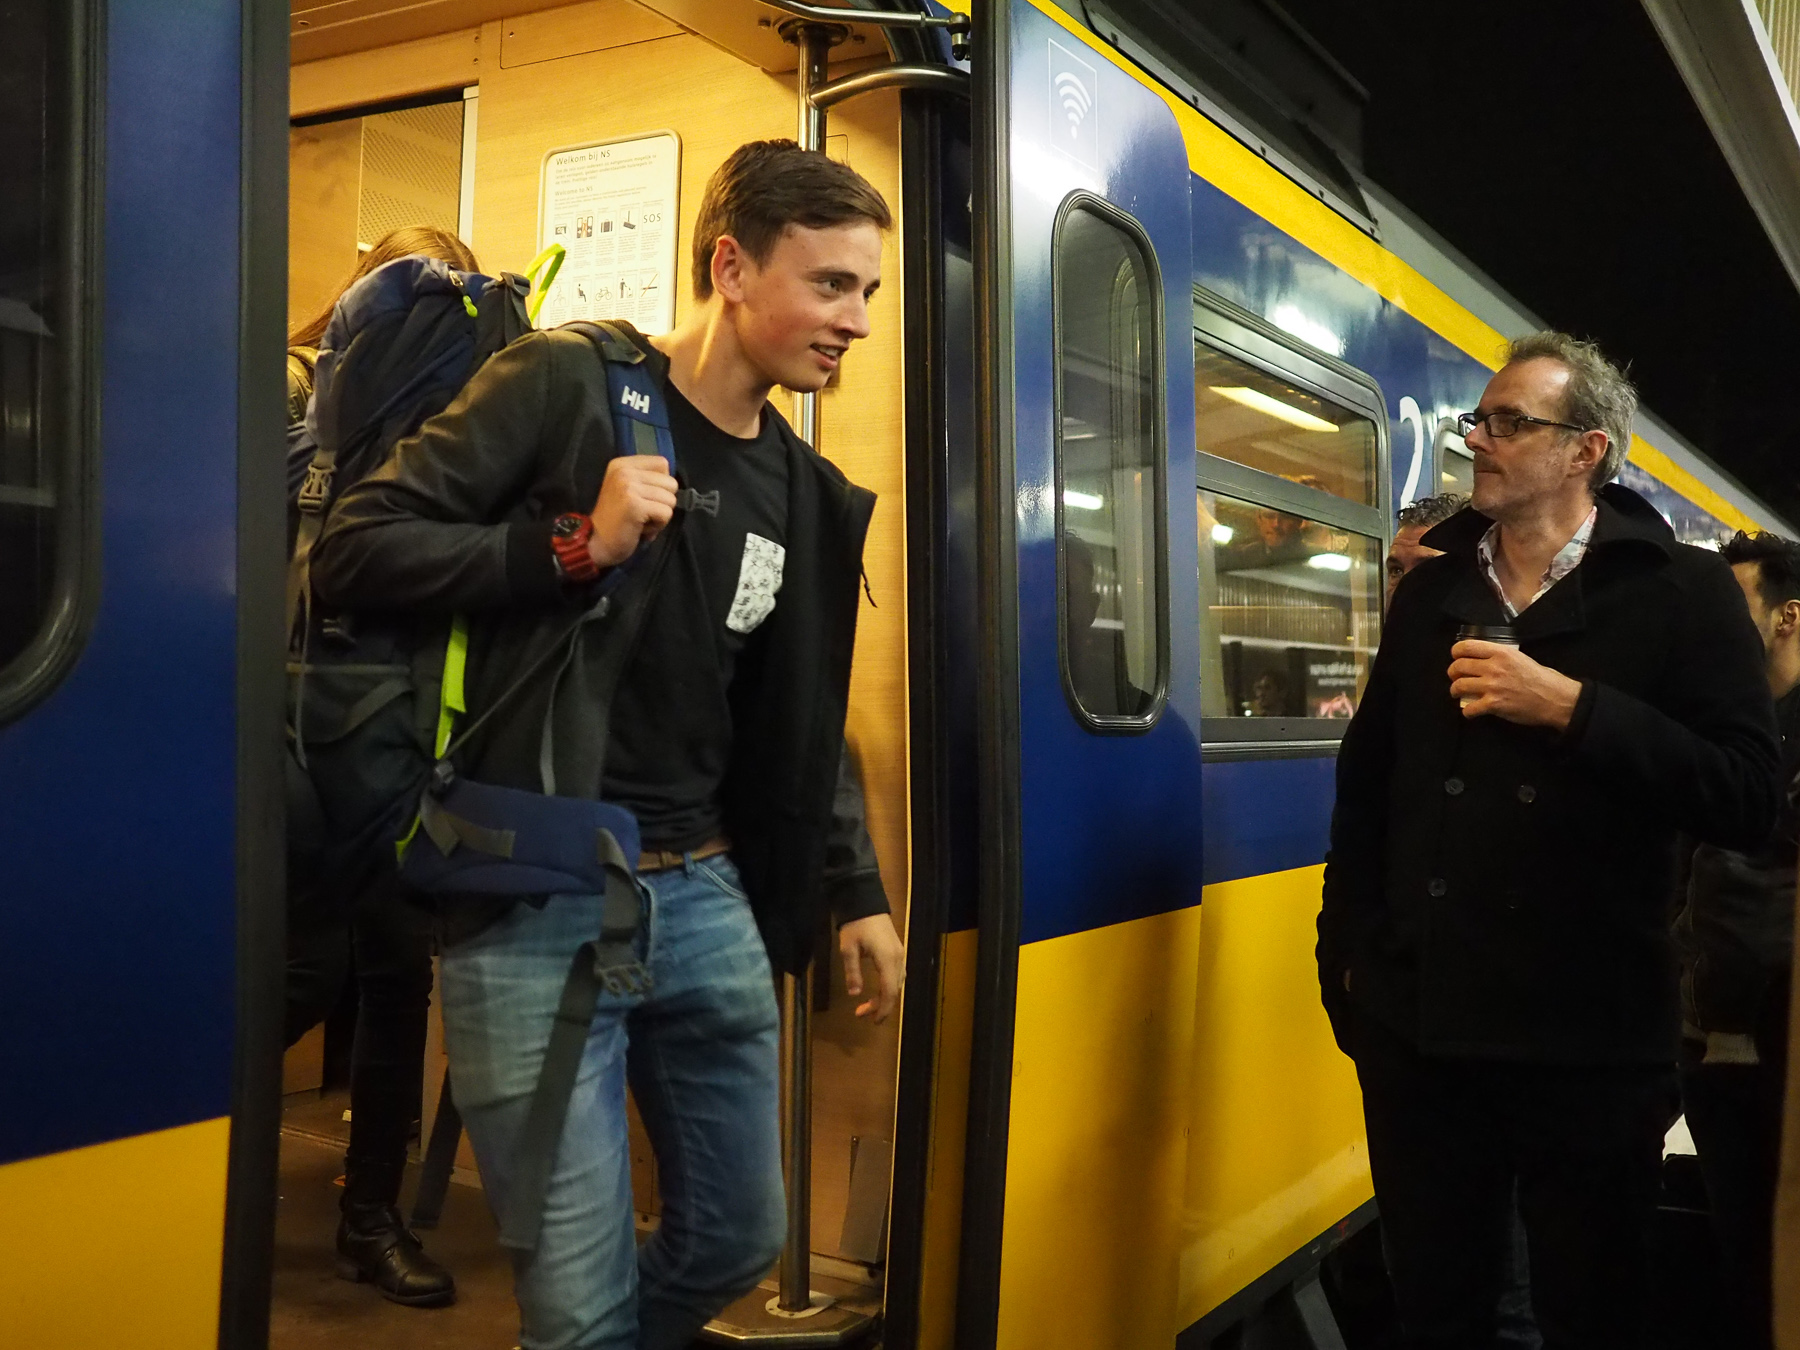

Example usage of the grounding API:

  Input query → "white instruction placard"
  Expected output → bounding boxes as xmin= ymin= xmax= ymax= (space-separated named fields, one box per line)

xmin=536 ymin=131 xmax=680 ymax=335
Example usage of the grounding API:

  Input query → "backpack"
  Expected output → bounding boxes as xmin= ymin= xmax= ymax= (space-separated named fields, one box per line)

xmin=286 ymin=273 xmax=691 ymax=1255
xmin=284 ymin=256 xmax=536 ymax=888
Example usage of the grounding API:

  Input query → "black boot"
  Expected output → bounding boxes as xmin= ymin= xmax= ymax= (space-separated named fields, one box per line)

xmin=335 ymin=1199 xmax=457 ymax=1307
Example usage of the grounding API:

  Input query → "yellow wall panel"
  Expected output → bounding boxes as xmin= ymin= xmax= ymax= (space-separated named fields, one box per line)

xmin=1179 ymin=866 xmax=1370 ymax=1328
xmin=998 ymin=906 xmax=1204 ymax=1350
xmin=917 ymin=926 xmax=978 ymax=1350
xmin=0 ymin=1117 xmax=231 ymax=1349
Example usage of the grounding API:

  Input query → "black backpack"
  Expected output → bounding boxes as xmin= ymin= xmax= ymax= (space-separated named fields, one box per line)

xmin=284 ymin=256 xmax=536 ymax=889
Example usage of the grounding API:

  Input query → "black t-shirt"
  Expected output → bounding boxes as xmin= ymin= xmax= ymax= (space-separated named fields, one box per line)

xmin=600 ymin=380 xmax=790 ymax=849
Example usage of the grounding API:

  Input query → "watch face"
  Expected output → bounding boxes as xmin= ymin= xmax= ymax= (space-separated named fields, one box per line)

xmin=551 ymin=513 xmax=585 ymax=539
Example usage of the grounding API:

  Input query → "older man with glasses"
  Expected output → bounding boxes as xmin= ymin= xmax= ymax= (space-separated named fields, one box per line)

xmin=1319 ymin=331 xmax=1782 ymax=1347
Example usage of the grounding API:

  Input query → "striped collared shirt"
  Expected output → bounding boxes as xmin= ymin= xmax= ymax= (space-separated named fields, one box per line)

xmin=1476 ymin=506 xmax=1598 ymax=619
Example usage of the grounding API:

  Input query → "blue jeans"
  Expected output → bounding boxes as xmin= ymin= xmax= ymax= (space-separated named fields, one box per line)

xmin=439 ymin=854 xmax=786 ymax=1350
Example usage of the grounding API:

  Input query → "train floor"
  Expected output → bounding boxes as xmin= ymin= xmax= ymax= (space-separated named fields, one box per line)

xmin=270 ymin=1088 xmax=884 ymax=1350
xmin=271 ymin=1089 xmax=518 ymax=1350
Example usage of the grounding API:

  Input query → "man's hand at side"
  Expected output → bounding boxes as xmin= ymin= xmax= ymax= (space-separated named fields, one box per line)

xmin=588 ymin=455 xmax=679 ymax=569
xmin=1449 ymin=639 xmax=1583 ymax=732
xmin=839 ymin=913 xmax=905 ymax=1023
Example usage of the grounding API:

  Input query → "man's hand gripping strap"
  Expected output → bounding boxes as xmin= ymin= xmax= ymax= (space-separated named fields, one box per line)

xmin=497 ymin=834 xmax=647 ymax=1256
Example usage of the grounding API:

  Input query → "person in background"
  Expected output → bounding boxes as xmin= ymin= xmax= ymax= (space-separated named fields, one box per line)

xmin=1675 ymin=530 xmax=1800 ymax=1350
xmin=1386 ymin=492 xmax=1469 ymax=602
xmin=1320 ymin=331 xmax=1780 ymax=1347
xmin=283 ymin=224 xmax=478 ymax=1309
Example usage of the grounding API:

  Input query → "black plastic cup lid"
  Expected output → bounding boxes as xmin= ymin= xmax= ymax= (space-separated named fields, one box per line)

xmin=1456 ymin=623 xmax=1518 ymax=642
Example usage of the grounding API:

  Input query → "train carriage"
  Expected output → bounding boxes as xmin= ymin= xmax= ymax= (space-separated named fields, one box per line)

xmin=0 ymin=1 xmax=1783 ymax=1347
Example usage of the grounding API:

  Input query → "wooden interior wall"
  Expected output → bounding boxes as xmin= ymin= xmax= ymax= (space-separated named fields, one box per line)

xmin=290 ymin=0 xmax=911 ymax=1265
xmin=288 ymin=118 xmax=363 ymax=337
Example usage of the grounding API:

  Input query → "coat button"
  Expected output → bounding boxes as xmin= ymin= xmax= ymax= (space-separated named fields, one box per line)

xmin=1445 ymin=777 xmax=1465 ymax=796
xmin=1518 ymin=784 xmax=1537 ymax=804
xmin=1428 ymin=878 xmax=1448 ymax=897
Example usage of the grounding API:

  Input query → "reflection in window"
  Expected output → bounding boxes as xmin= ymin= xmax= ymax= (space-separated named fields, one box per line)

xmin=1194 ymin=346 xmax=1377 ymax=506
xmin=1436 ymin=416 xmax=1474 ymax=495
xmin=1 ymin=1 xmax=75 ymax=677
xmin=1441 ymin=446 xmax=1474 ymax=495
xmin=1198 ymin=491 xmax=1381 ymax=720
xmin=1056 ymin=202 xmax=1163 ymax=723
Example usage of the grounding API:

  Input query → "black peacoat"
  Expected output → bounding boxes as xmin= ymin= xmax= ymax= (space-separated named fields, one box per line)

xmin=1319 ymin=483 xmax=1781 ymax=1064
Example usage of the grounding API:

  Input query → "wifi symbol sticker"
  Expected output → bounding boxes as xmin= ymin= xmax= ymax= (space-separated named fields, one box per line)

xmin=1049 ymin=40 xmax=1098 ymax=167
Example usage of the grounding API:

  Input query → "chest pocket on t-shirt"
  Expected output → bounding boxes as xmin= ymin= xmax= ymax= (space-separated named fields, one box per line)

xmin=726 ymin=532 xmax=786 ymax=634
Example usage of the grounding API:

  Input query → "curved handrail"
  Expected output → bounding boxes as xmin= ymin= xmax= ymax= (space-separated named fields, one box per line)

xmin=810 ymin=61 xmax=970 ymax=108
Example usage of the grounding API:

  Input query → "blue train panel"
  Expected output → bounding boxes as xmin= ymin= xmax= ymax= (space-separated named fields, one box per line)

xmin=1010 ymin=0 xmax=1208 ymax=949
xmin=0 ymin=0 xmax=242 ymax=1164
xmin=1199 ymin=755 xmax=1336 ymax=886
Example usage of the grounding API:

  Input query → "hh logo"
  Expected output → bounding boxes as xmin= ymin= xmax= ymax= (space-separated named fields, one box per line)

xmin=620 ymin=387 xmax=652 ymax=415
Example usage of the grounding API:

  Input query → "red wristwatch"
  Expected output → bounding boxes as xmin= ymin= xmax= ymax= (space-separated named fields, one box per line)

xmin=550 ymin=513 xmax=600 ymax=582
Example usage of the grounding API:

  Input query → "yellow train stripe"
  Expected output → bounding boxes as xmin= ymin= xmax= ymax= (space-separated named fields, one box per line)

xmin=999 ymin=904 xmax=1205 ymax=1349
xmin=0 ymin=1116 xmax=230 ymax=1349
xmin=1181 ymin=866 xmax=1369 ymax=1328
xmin=1011 ymin=0 xmax=1768 ymax=532
xmin=1626 ymin=434 xmax=1761 ymax=535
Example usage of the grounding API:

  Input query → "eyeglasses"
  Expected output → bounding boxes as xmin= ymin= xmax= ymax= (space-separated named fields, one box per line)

xmin=1456 ymin=410 xmax=1588 ymax=440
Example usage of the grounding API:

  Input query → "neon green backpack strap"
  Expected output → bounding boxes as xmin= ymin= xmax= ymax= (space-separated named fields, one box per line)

xmin=523 ymin=244 xmax=567 ymax=326
xmin=398 ymin=614 xmax=470 ymax=861
xmin=435 ymin=613 xmax=470 ymax=758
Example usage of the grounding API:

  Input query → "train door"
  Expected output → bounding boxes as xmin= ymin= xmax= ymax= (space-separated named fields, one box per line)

xmin=960 ymin=3 xmax=1204 ymax=1347
xmin=276 ymin=4 xmax=944 ymax=1344
xmin=0 ymin=1 xmax=286 ymax=1346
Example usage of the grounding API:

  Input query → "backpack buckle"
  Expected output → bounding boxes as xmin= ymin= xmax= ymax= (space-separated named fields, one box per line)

xmin=429 ymin=759 xmax=458 ymax=797
xmin=298 ymin=461 xmax=334 ymax=514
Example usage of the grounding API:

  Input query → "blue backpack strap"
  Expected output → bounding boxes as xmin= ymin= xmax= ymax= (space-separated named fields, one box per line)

xmin=565 ymin=320 xmax=719 ymax=519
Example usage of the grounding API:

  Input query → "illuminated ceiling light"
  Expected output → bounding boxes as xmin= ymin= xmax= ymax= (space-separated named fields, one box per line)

xmin=1211 ymin=523 xmax=1234 ymax=544
xmin=1063 ymin=489 xmax=1104 ymax=510
xmin=1209 ymin=386 xmax=1339 ymax=432
xmin=1307 ymin=552 xmax=1353 ymax=572
xmin=1271 ymin=303 xmax=1345 ymax=356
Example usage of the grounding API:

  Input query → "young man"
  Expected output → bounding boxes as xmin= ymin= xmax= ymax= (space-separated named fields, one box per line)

xmin=1321 ymin=332 xmax=1780 ymax=1346
xmin=313 ymin=141 xmax=905 ymax=1350
xmin=1675 ymin=530 xmax=1800 ymax=1350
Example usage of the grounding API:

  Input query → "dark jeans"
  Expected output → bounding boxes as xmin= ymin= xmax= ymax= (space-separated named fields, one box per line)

xmin=1679 ymin=972 xmax=1791 ymax=1350
xmin=285 ymin=871 xmax=435 ymax=1206
xmin=1354 ymin=1013 xmax=1674 ymax=1350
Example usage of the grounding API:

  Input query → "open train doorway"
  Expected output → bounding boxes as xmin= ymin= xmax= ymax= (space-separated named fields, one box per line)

xmin=274 ymin=2 xmax=927 ymax=1346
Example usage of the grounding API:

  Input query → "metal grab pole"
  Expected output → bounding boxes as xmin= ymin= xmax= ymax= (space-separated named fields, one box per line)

xmin=776 ymin=966 xmax=816 ymax=1312
xmin=784 ymin=19 xmax=843 ymax=448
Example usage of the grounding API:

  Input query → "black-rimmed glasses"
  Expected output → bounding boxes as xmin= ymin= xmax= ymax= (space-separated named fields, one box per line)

xmin=1456 ymin=410 xmax=1588 ymax=439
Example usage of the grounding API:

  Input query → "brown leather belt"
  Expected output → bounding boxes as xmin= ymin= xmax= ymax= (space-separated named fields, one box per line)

xmin=637 ymin=835 xmax=730 ymax=873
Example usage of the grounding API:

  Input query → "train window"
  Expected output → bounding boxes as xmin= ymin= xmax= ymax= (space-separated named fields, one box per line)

xmin=1193 ymin=291 xmax=1388 ymax=745
xmin=1197 ymin=490 xmax=1382 ymax=720
xmin=1054 ymin=196 xmax=1167 ymax=729
xmin=1438 ymin=418 xmax=1475 ymax=496
xmin=1194 ymin=346 xmax=1377 ymax=507
xmin=0 ymin=1 xmax=97 ymax=722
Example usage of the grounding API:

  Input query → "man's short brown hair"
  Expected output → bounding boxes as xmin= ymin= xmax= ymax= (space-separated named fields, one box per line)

xmin=690 ymin=140 xmax=892 ymax=300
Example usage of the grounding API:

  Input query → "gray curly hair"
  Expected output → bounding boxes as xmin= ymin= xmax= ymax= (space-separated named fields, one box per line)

xmin=1505 ymin=331 xmax=1636 ymax=489
xmin=1396 ymin=492 xmax=1468 ymax=531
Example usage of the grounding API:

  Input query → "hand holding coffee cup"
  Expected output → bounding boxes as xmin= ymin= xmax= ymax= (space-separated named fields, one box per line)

xmin=1452 ymin=624 xmax=1518 ymax=710
xmin=1448 ymin=624 xmax=1583 ymax=731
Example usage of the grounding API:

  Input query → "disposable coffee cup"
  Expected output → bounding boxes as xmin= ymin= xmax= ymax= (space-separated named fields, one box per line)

xmin=1454 ymin=623 xmax=1518 ymax=709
